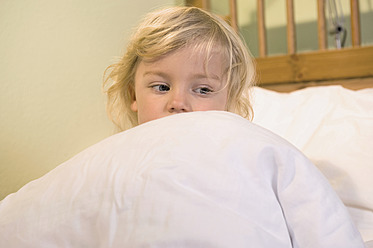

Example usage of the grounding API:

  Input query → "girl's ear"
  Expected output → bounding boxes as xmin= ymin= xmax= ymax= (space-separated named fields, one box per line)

xmin=129 ymin=84 xmax=138 ymax=112
xmin=130 ymin=100 xmax=138 ymax=112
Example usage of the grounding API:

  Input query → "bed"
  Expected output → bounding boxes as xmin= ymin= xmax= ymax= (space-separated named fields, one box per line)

xmin=186 ymin=0 xmax=373 ymax=91
xmin=0 ymin=1 xmax=372 ymax=247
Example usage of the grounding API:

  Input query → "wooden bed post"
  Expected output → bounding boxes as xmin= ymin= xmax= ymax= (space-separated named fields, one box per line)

xmin=317 ymin=0 xmax=327 ymax=50
xmin=350 ymin=0 xmax=361 ymax=47
xmin=286 ymin=0 xmax=296 ymax=54
xmin=257 ymin=0 xmax=267 ymax=57
xmin=185 ymin=0 xmax=209 ymax=9
xmin=229 ymin=0 xmax=238 ymax=32
xmin=185 ymin=0 xmax=238 ymax=32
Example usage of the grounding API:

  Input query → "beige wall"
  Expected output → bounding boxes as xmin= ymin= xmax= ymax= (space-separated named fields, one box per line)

xmin=0 ymin=0 xmax=179 ymax=200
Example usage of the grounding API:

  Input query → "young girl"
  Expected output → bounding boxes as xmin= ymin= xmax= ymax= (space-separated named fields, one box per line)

xmin=104 ymin=6 xmax=255 ymax=131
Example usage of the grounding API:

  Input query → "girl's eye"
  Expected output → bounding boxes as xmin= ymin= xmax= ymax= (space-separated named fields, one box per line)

xmin=151 ymin=84 xmax=170 ymax=92
xmin=194 ymin=87 xmax=213 ymax=95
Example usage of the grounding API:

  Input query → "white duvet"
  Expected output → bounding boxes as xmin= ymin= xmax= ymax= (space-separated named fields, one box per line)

xmin=252 ymin=85 xmax=373 ymax=244
xmin=0 ymin=111 xmax=364 ymax=247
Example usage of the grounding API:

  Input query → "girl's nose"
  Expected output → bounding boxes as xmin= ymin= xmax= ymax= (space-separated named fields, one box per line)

xmin=167 ymin=91 xmax=190 ymax=113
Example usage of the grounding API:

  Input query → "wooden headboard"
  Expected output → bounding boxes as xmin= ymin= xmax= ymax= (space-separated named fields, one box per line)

xmin=186 ymin=0 xmax=373 ymax=92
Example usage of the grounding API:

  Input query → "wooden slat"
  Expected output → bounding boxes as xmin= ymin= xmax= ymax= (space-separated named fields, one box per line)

xmin=202 ymin=0 xmax=209 ymax=10
xmin=229 ymin=0 xmax=238 ymax=32
xmin=317 ymin=0 xmax=327 ymax=50
xmin=257 ymin=0 xmax=267 ymax=57
xmin=185 ymin=0 xmax=201 ymax=8
xmin=350 ymin=0 xmax=361 ymax=46
xmin=185 ymin=0 xmax=209 ymax=9
xmin=256 ymin=46 xmax=373 ymax=84
xmin=286 ymin=0 xmax=296 ymax=54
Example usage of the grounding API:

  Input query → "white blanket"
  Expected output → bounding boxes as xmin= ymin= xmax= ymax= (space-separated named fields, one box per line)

xmin=252 ymin=85 xmax=373 ymax=243
xmin=0 ymin=112 xmax=364 ymax=247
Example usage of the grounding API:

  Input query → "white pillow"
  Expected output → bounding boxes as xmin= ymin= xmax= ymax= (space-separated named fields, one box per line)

xmin=0 ymin=112 xmax=363 ymax=247
xmin=252 ymin=85 xmax=373 ymax=241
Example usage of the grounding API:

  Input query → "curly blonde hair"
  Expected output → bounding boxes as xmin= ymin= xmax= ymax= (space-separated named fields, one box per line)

xmin=103 ymin=6 xmax=256 ymax=131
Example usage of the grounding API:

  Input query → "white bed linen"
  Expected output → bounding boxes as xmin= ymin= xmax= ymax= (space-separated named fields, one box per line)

xmin=0 ymin=112 xmax=364 ymax=247
xmin=252 ymin=85 xmax=373 ymax=243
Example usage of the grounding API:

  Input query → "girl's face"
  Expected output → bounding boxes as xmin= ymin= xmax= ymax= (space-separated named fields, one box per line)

xmin=131 ymin=47 xmax=229 ymax=125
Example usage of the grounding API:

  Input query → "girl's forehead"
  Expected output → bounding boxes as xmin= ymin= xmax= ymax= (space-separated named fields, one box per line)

xmin=142 ymin=44 xmax=228 ymax=68
xmin=189 ymin=42 xmax=226 ymax=58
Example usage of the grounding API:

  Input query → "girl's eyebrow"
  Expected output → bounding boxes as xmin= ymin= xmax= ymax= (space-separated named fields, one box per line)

xmin=192 ymin=73 xmax=221 ymax=81
xmin=142 ymin=70 xmax=221 ymax=81
xmin=142 ymin=71 xmax=168 ymax=78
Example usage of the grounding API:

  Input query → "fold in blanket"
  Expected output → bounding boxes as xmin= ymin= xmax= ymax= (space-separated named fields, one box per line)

xmin=0 ymin=111 xmax=365 ymax=247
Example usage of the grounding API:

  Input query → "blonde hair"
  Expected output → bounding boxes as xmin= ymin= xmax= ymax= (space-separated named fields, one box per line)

xmin=103 ymin=6 xmax=256 ymax=131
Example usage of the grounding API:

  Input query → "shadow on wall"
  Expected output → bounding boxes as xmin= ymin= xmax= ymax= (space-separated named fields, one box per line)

xmin=240 ymin=11 xmax=373 ymax=57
